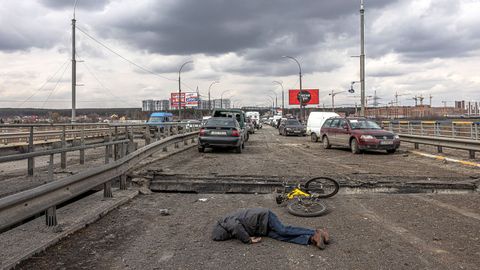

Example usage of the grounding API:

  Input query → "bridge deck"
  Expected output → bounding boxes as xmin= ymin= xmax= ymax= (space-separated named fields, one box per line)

xmin=9 ymin=126 xmax=480 ymax=269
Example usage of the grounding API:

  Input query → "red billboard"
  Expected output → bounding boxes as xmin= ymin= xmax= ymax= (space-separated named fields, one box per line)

xmin=171 ymin=92 xmax=199 ymax=109
xmin=289 ymin=89 xmax=319 ymax=105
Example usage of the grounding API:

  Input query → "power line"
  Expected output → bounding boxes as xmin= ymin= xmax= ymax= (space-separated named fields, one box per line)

xmin=18 ymin=58 xmax=70 ymax=108
xmin=76 ymin=53 xmax=139 ymax=108
xmin=41 ymin=62 xmax=70 ymax=108
xmin=75 ymin=25 xmax=197 ymax=92
xmin=75 ymin=25 xmax=176 ymax=81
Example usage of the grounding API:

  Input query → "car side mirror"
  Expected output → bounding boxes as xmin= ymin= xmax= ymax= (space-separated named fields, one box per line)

xmin=342 ymin=124 xmax=349 ymax=130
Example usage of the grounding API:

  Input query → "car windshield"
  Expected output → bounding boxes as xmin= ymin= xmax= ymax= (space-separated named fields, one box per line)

xmin=148 ymin=116 xmax=169 ymax=123
xmin=349 ymin=119 xmax=382 ymax=130
xmin=286 ymin=120 xmax=300 ymax=125
xmin=206 ymin=118 xmax=235 ymax=127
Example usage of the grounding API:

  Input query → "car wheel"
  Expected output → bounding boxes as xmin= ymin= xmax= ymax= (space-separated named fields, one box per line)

xmin=235 ymin=144 xmax=242 ymax=153
xmin=322 ymin=136 xmax=331 ymax=149
xmin=279 ymin=129 xmax=282 ymax=135
xmin=311 ymin=133 xmax=318 ymax=142
xmin=242 ymin=142 xmax=245 ymax=149
xmin=198 ymin=146 xmax=205 ymax=153
xmin=387 ymin=149 xmax=396 ymax=154
xmin=350 ymin=139 xmax=360 ymax=154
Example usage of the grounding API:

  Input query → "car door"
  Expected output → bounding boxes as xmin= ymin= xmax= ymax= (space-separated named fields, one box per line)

xmin=328 ymin=119 xmax=340 ymax=145
xmin=336 ymin=119 xmax=350 ymax=147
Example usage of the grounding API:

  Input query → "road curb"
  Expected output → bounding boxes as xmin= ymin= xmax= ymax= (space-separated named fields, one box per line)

xmin=408 ymin=150 xmax=480 ymax=168
xmin=0 ymin=188 xmax=139 ymax=270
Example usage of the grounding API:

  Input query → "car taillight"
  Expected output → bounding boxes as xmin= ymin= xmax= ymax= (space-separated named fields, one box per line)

xmin=199 ymin=128 xmax=206 ymax=136
xmin=231 ymin=129 xmax=240 ymax=137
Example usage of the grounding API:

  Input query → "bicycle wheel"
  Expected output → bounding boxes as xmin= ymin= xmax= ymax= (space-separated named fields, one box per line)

xmin=304 ymin=177 xmax=339 ymax=198
xmin=287 ymin=198 xmax=328 ymax=217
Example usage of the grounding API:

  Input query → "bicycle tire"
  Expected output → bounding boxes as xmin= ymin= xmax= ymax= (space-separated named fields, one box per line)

xmin=287 ymin=198 xmax=328 ymax=217
xmin=304 ymin=177 xmax=339 ymax=198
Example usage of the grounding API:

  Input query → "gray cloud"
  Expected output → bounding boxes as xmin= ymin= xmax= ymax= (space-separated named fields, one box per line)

xmin=39 ymin=0 xmax=111 ymax=11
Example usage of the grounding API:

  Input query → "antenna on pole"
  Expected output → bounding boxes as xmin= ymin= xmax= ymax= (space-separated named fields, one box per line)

xmin=73 ymin=0 xmax=78 ymax=19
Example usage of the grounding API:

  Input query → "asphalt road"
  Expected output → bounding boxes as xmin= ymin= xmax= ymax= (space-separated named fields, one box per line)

xmin=17 ymin=126 xmax=480 ymax=270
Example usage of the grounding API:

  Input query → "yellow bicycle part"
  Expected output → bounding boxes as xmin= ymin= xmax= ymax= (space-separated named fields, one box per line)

xmin=286 ymin=188 xmax=311 ymax=200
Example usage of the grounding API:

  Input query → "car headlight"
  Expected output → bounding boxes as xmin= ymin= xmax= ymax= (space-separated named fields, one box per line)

xmin=360 ymin=135 xmax=374 ymax=140
xmin=394 ymin=135 xmax=400 ymax=139
xmin=286 ymin=128 xmax=292 ymax=131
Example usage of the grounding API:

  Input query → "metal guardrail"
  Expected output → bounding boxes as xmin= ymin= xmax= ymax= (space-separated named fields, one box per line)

xmin=383 ymin=120 xmax=480 ymax=140
xmin=0 ymin=130 xmax=199 ymax=232
xmin=0 ymin=122 xmax=201 ymax=176
xmin=399 ymin=134 xmax=479 ymax=159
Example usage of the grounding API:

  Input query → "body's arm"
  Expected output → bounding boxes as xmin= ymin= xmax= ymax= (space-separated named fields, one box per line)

xmin=226 ymin=219 xmax=252 ymax=244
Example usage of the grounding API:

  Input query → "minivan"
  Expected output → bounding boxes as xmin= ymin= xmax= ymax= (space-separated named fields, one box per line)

xmin=306 ymin=112 xmax=339 ymax=142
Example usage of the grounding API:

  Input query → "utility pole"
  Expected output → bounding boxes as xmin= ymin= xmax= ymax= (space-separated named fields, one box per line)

xmin=429 ymin=94 xmax=433 ymax=107
xmin=360 ymin=0 xmax=366 ymax=117
xmin=71 ymin=4 xmax=77 ymax=123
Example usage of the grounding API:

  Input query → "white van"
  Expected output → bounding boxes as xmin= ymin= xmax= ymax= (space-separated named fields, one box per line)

xmin=306 ymin=112 xmax=339 ymax=142
xmin=245 ymin=111 xmax=262 ymax=129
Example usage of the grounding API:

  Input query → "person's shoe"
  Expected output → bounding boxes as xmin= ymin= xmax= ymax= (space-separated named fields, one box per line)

xmin=311 ymin=231 xmax=326 ymax=250
xmin=317 ymin=228 xmax=330 ymax=244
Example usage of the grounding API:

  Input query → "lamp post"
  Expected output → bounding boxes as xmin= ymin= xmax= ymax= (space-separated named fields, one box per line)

xmin=208 ymin=80 xmax=219 ymax=112
xmin=178 ymin=60 xmax=193 ymax=120
xmin=220 ymin=90 xmax=231 ymax=109
xmin=267 ymin=95 xmax=275 ymax=115
xmin=360 ymin=0 xmax=366 ymax=117
xmin=282 ymin=56 xmax=304 ymax=122
xmin=273 ymin=80 xmax=284 ymax=113
xmin=269 ymin=90 xmax=278 ymax=108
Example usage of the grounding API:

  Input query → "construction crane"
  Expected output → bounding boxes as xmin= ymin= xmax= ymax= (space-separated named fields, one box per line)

xmin=394 ymin=91 xmax=408 ymax=106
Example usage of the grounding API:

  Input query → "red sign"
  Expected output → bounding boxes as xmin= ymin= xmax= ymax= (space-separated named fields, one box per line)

xmin=170 ymin=93 xmax=186 ymax=109
xmin=289 ymin=89 xmax=319 ymax=105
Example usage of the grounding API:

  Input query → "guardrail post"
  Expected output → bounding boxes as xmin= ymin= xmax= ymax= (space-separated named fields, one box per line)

xmin=469 ymin=150 xmax=475 ymax=159
xmin=163 ymin=145 xmax=168 ymax=152
xmin=174 ymin=142 xmax=179 ymax=149
xmin=420 ymin=122 xmax=424 ymax=135
xmin=104 ymin=181 xmax=113 ymax=198
xmin=114 ymin=126 xmax=119 ymax=160
xmin=104 ymin=136 xmax=110 ymax=164
xmin=470 ymin=124 xmax=474 ymax=140
xmin=144 ymin=126 xmax=151 ymax=145
xmin=437 ymin=146 xmax=443 ymax=153
xmin=48 ymin=154 xmax=54 ymax=180
xmin=191 ymin=137 xmax=195 ymax=143
xmin=45 ymin=206 xmax=57 ymax=227
xmin=414 ymin=143 xmax=419 ymax=149
xmin=61 ymin=125 xmax=67 ymax=170
xmin=80 ymin=125 xmax=85 ymax=165
xmin=475 ymin=123 xmax=479 ymax=140
xmin=452 ymin=123 xmax=455 ymax=137
xmin=120 ymin=173 xmax=128 ymax=190
xmin=27 ymin=126 xmax=35 ymax=176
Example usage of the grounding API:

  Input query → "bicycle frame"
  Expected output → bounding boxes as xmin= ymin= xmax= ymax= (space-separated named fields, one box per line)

xmin=286 ymin=187 xmax=311 ymax=200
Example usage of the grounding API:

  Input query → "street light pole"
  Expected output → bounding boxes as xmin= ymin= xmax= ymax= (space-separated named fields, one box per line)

xmin=220 ymin=90 xmax=231 ymax=109
xmin=282 ymin=56 xmax=303 ymax=122
xmin=178 ymin=60 xmax=193 ymax=120
xmin=208 ymin=81 xmax=219 ymax=112
xmin=71 ymin=0 xmax=78 ymax=123
xmin=273 ymin=80 xmax=284 ymax=113
xmin=360 ymin=0 xmax=366 ymax=117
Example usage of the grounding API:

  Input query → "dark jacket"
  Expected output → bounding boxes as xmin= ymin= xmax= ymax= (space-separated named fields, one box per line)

xmin=212 ymin=208 xmax=270 ymax=244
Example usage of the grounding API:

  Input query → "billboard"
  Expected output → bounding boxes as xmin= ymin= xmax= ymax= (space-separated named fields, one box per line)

xmin=288 ymin=89 xmax=319 ymax=105
xmin=170 ymin=92 xmax=199 ymax=108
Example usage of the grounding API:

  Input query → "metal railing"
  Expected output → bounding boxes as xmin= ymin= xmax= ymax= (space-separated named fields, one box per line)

xmin=383 ymin=120 xmax=480 ymax=140
xmin=0 ymin=122 xmax=201 ymax=176
xmin=382 ymin=120 xmax=480 ymax=158
xmin=0 ymin=125 xmax=200 ymax=231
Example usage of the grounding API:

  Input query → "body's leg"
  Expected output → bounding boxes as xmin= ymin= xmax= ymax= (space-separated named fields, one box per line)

xmin=268 ymin=211 xmax=315 ymax=236
xmin=267 ymin=230 xmax=311 ymax=245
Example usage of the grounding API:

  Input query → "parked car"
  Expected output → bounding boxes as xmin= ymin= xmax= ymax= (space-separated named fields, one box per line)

xmin=198 ymin=117 xmax=245 ymax=153
xmin=279 ymin=118 xmax=306 ymax=136
xmin=201 ymin=116 xmax=212 ymax=126
xmin=246 ymin=111 xmax=262 ymax=129
xmin=246 ymin=117 xmax=255 ymax=134
xmin=320 ymin=117 xmax=400 ymax=154
xmin=306 ymin=112 xmax=339 ymax=142
xmin=212 ymin=109 xmax=249 ymax=142
xmin=146 ymin=112 xmax=174 ymax=134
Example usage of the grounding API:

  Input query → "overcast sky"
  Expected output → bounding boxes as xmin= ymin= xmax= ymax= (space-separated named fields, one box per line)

xmin=0 ymin=0 xmax=479 ymax=109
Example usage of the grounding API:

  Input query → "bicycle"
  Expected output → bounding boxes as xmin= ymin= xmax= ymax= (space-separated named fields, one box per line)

xmin=275 ymin=177 xmax=340 ymax=217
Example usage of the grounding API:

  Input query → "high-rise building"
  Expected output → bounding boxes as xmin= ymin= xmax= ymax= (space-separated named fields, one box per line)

xmin=142 ymin=99 xmax=170 ymax=111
